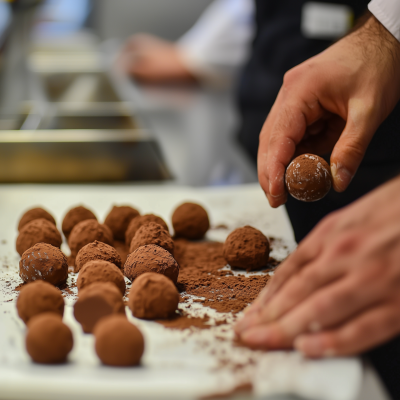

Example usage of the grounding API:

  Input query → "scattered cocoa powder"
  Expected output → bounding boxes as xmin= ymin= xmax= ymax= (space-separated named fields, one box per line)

xmin=174 ymin=239 xmax=273 ymax=314
xmin=200 ymin=382 xmax=253 ymax=399
xmin=156 ymin=313 xmax=211 ymax=330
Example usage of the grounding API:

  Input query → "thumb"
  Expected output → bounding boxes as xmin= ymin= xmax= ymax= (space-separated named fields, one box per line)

xmin=330 ymin=100 xmax=378 ymax=192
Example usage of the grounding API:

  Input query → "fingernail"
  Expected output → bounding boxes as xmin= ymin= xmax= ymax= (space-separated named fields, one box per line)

xmin=234 ymin=315 xmax=254 ymax=334
xmin=331 ymin=163 xmax=352 ymax=192
xmin=294 ymin=336 xmax=324 ymax=357
xmin=242 ymin=327 xmax=271 ymax=345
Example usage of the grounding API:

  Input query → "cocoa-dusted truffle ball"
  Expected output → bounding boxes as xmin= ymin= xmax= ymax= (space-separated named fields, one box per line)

xmin=223 ymin=226 xmax=270 ymax=271
xmin=172 ymin=202 xmax=209 ymax=240
xmin=18 ymin=207 xmax=56 ymax=231
xmin=125 ymin=214 xmax=168 ymax=247
xmin=74 ymin=282 xmax=125 ymax=333
xmin=16 ymin=219 xmax=62 ymax=256
xmin=124 ymin=244 xmax=179 ymax=284
xmin=129 ymin=223 xmax=174 ymax=255
xmin=128 ymin=272 xmax=179 ymax=320
xmin=104 ymin=205 xmax=140 ymax=241
xmin=94 ymin=315 xmax=144 ymax=367
xmin=62 ymin=205 xmax=97 ymax=239
xmin=69 ymin=220 xmax=113 ymax=259
xmin=19 ymin=243 xmax=68 ymax=286
xmin=17 ymin=281 xmax=64 ymax=324
xmin=77 ymin=260 xmax=126 ymax=295
xmin=285 ymin=154 xmax=332 ymax=202
xmin=26 ymin=313 xmax=73 ymax=364
xmin=75 ymin=241 xmax=122 ymax=272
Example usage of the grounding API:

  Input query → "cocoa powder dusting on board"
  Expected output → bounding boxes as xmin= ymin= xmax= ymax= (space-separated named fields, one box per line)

xmin=157 ymin=313 xmax=211 ymax=330
xmin=200 ymin=382 xmax=253 ymax=399
xmin=174 ymin=239 xmax=273 ymax=313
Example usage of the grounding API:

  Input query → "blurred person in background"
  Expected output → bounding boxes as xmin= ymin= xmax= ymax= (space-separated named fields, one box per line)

xmin=118 ymin=0 xmax=254 ymax=87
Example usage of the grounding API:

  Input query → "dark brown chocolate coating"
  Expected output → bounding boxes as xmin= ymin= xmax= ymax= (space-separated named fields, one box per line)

xmin=125 ymin=214 xmax=168 ymax=247
xmin=74 ymin=282 xmax=125 ymax=333
xmin=68 ymin=220 xmax=113 ymax=259
xmin=75 ymin=241 xmax=122 ymax=272
xmin=18 ymin=207 xmax=56 ymax=231
xmin=17 ymin=281 xmax=64 ymax=324
xmin=124 ymin=244 xmax=179 ymax=284
xmin=129 ymin=222 xmax=174 ymax=256
xmin=26 ymin=313 xmax=73 ymax=364
xmin=16 ymin=219 xmax=62 ymax=256
xmin=128 ymin=272 xmax=179 ymax=320
xmin=94 ymin=315 xmax=144 ymax=366
xmin=223 ymin=226 xmax=270 ymax=271
xmin=19 ymin=243 xmax=68 ymax=286
xmin=104 ymin=205 xmax=140 ymax=241
xmin=285 ymin=154 xmax=332 ymax=202
xmin=77 ymin=260 xmax=126 ymax=295
xmin=62 ymin=205 xmax=97 ymax=239
xmin=172 ymin=202 xmax=210 ymax=240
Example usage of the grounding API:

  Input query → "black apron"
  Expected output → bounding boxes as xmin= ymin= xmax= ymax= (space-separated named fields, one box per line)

xmin=237 ymin=1 xmax=400 ymax=398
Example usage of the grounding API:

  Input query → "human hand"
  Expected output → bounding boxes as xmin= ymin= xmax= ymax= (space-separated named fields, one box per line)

xmin=235 ymin=176 xmax=400 ymax=356
xmin=258 ymin=15 xmax=400 ymax=208
xmin=117 ymin=34 xmax=195 ymax=83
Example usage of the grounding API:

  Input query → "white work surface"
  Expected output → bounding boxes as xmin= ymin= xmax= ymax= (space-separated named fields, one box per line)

xmin=0 ymin=184 xmax=388 ymax=400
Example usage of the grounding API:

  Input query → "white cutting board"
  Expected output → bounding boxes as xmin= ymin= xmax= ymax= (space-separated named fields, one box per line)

xmin=0 ymin=183 xmax=362 ymax=400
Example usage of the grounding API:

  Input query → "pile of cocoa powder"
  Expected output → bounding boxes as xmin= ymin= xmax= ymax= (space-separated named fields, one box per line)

xmin=174 ymin=239 xmax=275 ymax=314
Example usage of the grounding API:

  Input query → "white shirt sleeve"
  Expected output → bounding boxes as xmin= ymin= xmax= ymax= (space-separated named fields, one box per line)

xmin=176 ymin=0 xmax=255 ymax=86
xmin=368 ymin=0 xmax=400 ymax=42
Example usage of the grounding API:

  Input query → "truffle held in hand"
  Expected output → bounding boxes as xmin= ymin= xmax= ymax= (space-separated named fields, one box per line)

xmin=68 ymin=219 xmax=113 ymax=259
xmin=77 ymin=260 xmax=126 ymax=295
xmin=129 ymin=222 xmax=174 ymax=255
xmin=26 ymin=313 xmax=73 ymax=364
xmin=62 ymin=205 xmax=97 ymax=239
xmin=223 ymin=226 xmax=270 ymax=271
xmin=16 ymin=219 xmax=62 ymax=256
xmin=172 ymin=202 xmax=210 ymax=240
xmin=124 ymin=244 xmax=179 ymax=284
xmin=19 ymin=243 xmax=68 ymax=286
xmin=17 ymin=281 xmax=64 ymax=324
xmin=74 ymin=282 xmax=125 ymax=333
xmin=125 ymin=214 xmax=168 ymax=247
xmin=18 ymin=207 xmax=56 ymax=231
xmin=285 ymin=154 xmax=332 ymax=202
xmin=104 ymin=205 xmax=140 ymax=241
xmin=94 ymin=315 xmax=144 ymax=367
xmin=75 ymin=240 xmax=122 ymax=272
xmin=128 ymin=272 xmax=179 ymax=320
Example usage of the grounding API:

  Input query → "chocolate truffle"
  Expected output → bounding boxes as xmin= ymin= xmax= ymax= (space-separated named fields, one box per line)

xmin=16 ymin=219 xmax=62 ymax=256
xmin=19 ymin=243 xmax=69 ymax=286
xmin=18 ymin=207 xmax=56 ymax=231
xmin=128 ymin=272 xmax=179 ymax=319
xmin=124 ymin=244 xmax=179 ymax=284
xmin=77 ymin=260 xmax=126 ymax=295
xmin=172 ymin=202 xmax=210 ymax=240
xmin=75 ymin=241 xmax=122 ymax=272
xmin=68 ymin=220 xmax=113 ymax=259
xmin=17 ymin=281 xmax=64 ymax=324
xmin=62 ymin=205 xmax=97 ymax=239
xmin=94 ymin=315 xmax=144 ymax=367
xmin=285 ymin=153 xmax=332 ymax=202
xmin=74 ymin=282 xmax=125 ymax=333
xmin=104 ymin=205 xmax=140 ymax=241
xmin=129 ymin=222 xmax=174 ymax=256
xmin=125 ymin=214 xmax=168 ymax=247
xmin=223 ymin=226 xmax=270 ymax=271
xmin=26 ymin=313 xmax=73 ymax=364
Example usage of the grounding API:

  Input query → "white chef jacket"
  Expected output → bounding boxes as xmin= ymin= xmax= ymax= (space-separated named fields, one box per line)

xmin=177 ymin=0 xmax=255 ymax=86
xmin=369 ymin=0 xmax=400 ymax=42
